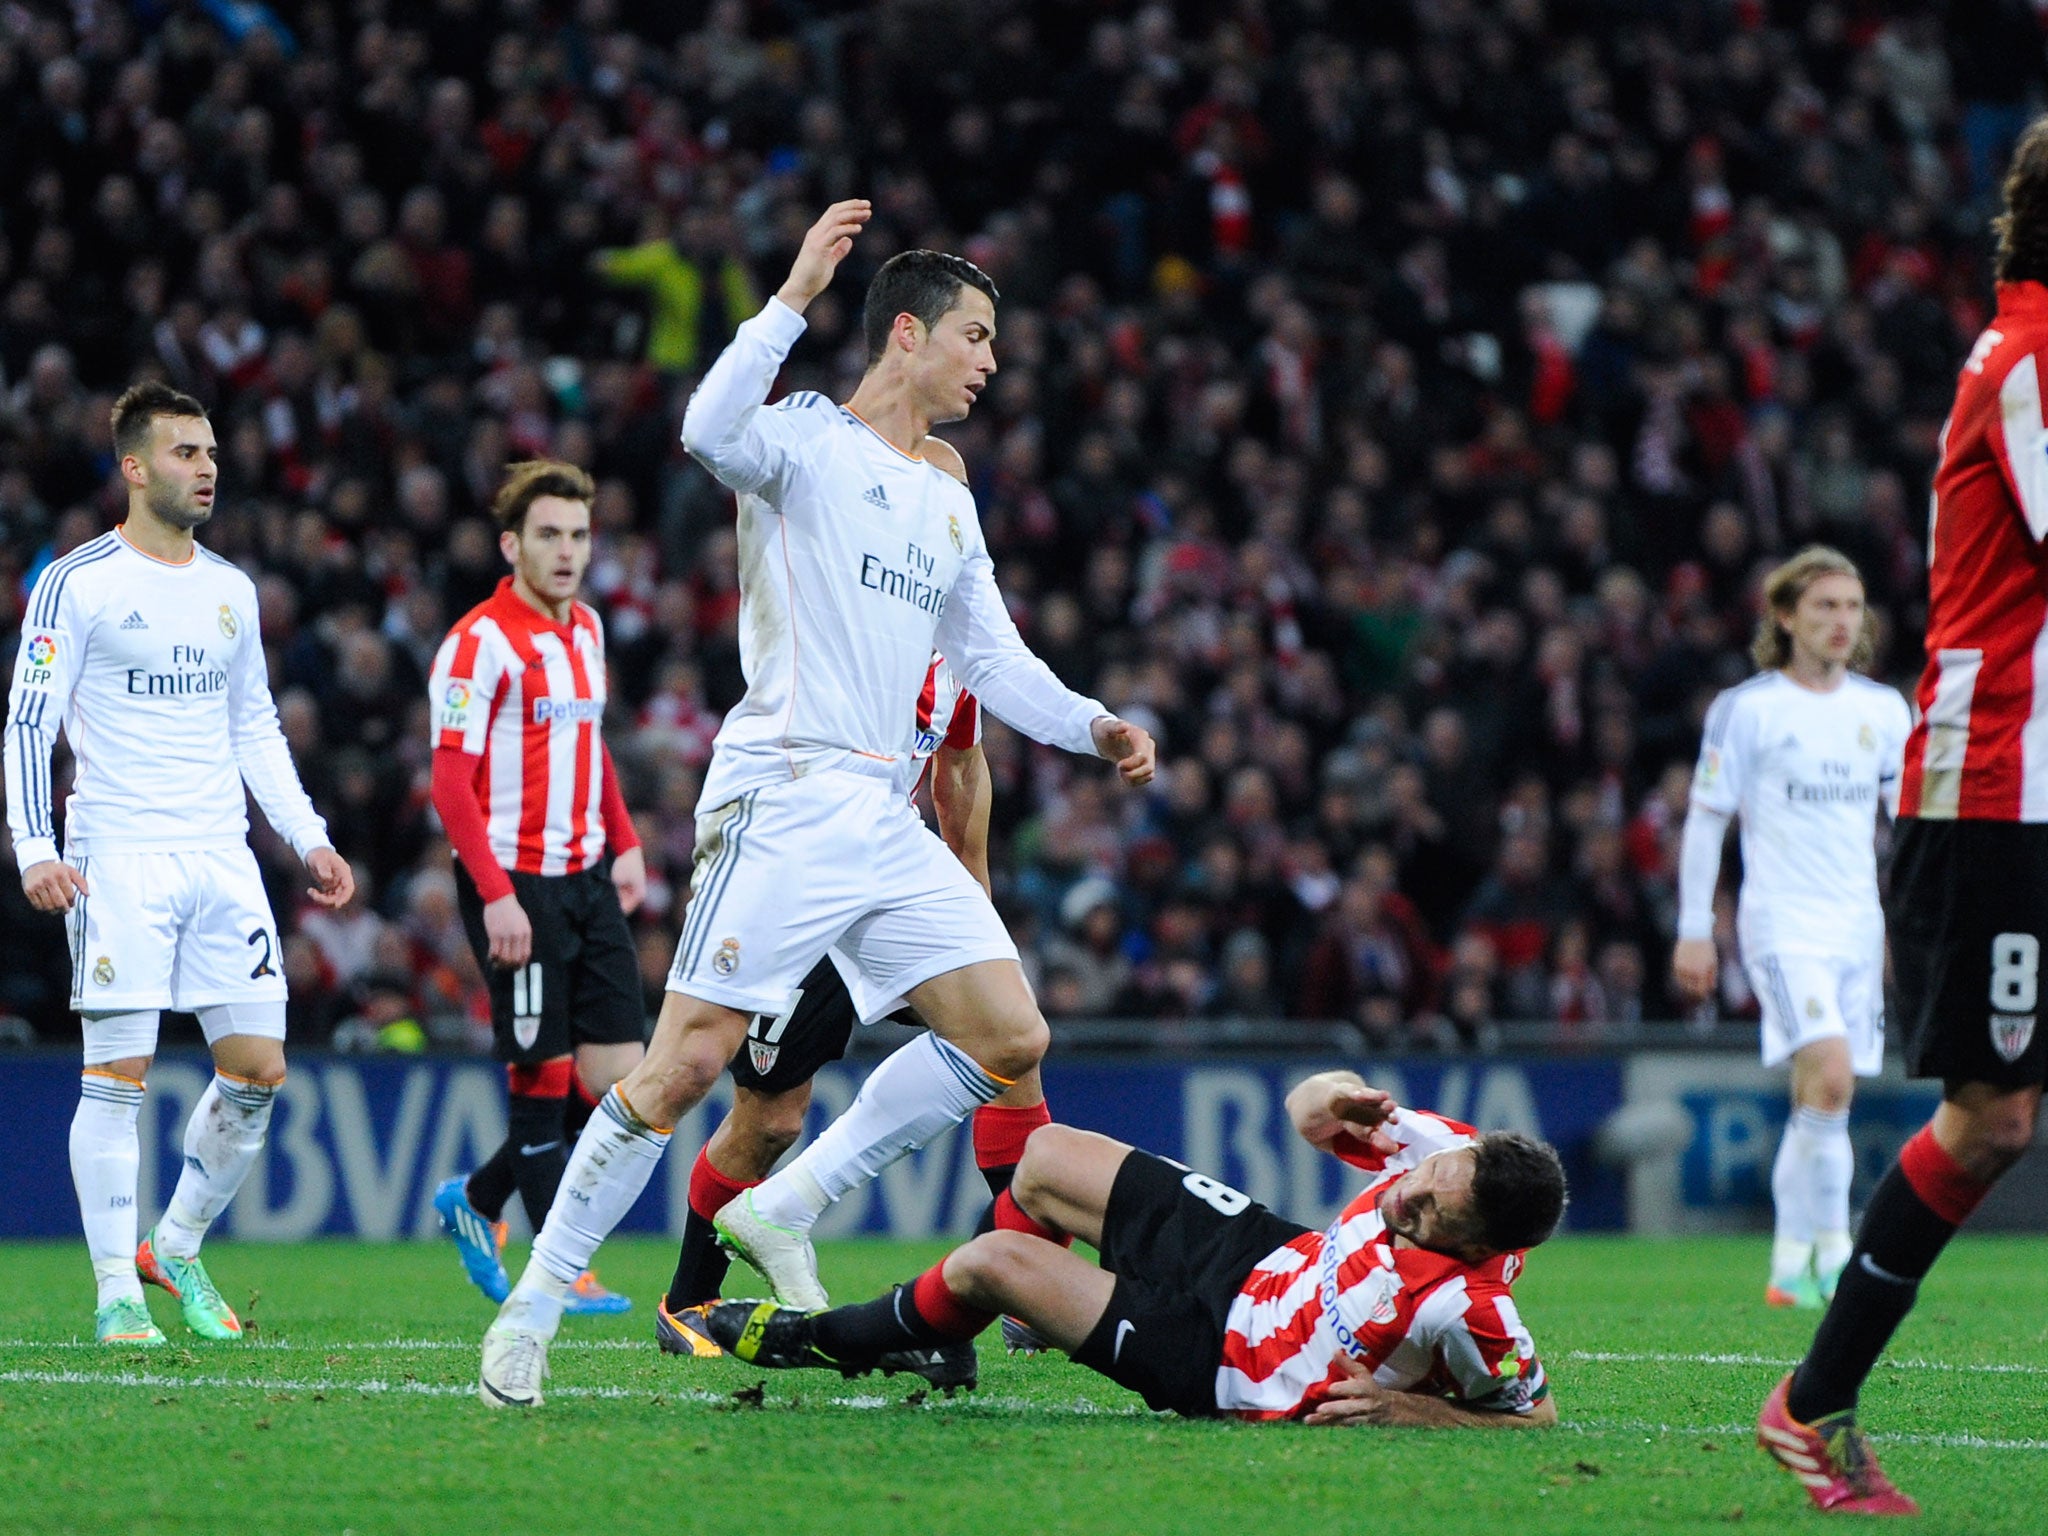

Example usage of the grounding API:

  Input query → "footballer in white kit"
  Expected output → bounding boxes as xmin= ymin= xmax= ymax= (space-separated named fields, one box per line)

xmin=1673 ymin=548 xmax=1911 ymax=1309
xmin=4 ymin=383 xmax=353 ymax=1346
xmin=479 ymin=202 xmax=1155 ymax=1406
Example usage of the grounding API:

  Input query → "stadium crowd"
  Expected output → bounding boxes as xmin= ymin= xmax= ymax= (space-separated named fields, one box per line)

xmin=0 ymin=0 xmax=2030 ymax=1051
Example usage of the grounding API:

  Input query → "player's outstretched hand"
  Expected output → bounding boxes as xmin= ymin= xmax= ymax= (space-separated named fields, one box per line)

xmin=306 ymin=848 xmax=356 ymax=910
xmin=1670 ymin=937 xmax=1716 ymax=1003
xmin=777 ymin=199 xmax=872 ymax=315
xmin=1303 ymin=1355 xmax=1397 ymax=1427
xmin=483 ymin=893 xmax=534 ymax=969
xmin=1090 ymin=716 xmax=1157 ymax=787
xmin=611 ymin=846 xmax=647 ymax=915
xmin=21 ymin=858 xmax=88 ymax=913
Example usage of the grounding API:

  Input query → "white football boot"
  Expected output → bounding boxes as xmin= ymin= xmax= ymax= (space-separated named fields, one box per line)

xmin=713 ymin=1190 xmax=830 ymax=1312
xmin=478 ymin=1322 xmax=550 ymax=1407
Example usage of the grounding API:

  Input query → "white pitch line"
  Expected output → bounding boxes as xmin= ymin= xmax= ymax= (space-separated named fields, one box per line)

xmin=1565 ymin=1349 xmax=2048 ymax=1379
xmin=0 ymin=1338 xmax=643 ymax=1352
xmin=4 ymin=1370 xmax=2041 ymax=1445
xmin=0 ymin=1368 xmax=724 ymax=1403
xmin=1571 ymin=1348 xmax=2048 ymax=1378
xmin=1565 ymin=1417 xmax=2048 ymax=1453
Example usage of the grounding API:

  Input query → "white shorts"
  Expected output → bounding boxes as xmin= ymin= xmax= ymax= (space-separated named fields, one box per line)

xmin=668 ymin=771 xmax=1018 ymax=1019
xmin=67 ymin=846 xmax=290 ymax=1015
xmin=1746 ymin=950 xmax=1884 ymax=1075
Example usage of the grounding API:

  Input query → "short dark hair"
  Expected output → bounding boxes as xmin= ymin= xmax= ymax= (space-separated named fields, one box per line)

xmin=862 ymin=250 xmax=1000 ymax=365
xmin=491 ymin=459 xmax=594 ymax=535
xmin=111 ymin=381 xmax=208 ymax=460
xmin=1465 ymin=1131 xmax=1568 ymax=1254
xmin=1996 ymin=116 xmax=2048 ymax=285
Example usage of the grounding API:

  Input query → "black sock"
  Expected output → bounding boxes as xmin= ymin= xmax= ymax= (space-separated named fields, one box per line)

xmin=466 ymin=1146 xmax=517 ymax=1223
xmin=973 ymin=1161 xmax=1018 ymax=1236
xmin=1787 ymin=1161 xmax=1963 ymax=1422
xmin=665 ymin=1208 xmax=733 ymax=1312
xmin=563 ymin=1080 xmax=600 ymax=1143
xmin=812 ymin=1285 xmax=946 ymax=1362
xmin=505 ymin=1092 xmax=571 ymax=1232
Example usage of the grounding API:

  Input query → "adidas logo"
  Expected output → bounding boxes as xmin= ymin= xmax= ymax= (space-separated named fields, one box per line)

xmin=862 ymin=484 xmax=891 ymax=510
xmin=120 ymin=611 xmax=148 ymax=630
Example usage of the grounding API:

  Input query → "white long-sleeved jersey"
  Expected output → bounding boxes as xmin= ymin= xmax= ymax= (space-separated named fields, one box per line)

xmin=5 ymin=530 xmax=330 ymax=867
xmin=1678 ymin=671 xmax=1911 ymax=955
xmin=680 ymin=298 xmax=1109 ymax=811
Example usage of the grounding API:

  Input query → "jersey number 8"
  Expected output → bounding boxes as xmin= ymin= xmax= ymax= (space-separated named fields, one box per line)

xmin=1990 ymin=932 xmax=2039 ymax=1014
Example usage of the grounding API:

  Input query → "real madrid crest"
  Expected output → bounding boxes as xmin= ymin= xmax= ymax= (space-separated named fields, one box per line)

xmin=947 ymin=514 xmax=963 ymax=554
xmin=712 ymin=937 xmax=742 ymax=976
xmin=92 ymin=956 xmax=115 ymax=986
xmin=217 ymin=604 xmax=238 ymax=639
xmin=1858 ymin=723 xmax=1875 ymax=750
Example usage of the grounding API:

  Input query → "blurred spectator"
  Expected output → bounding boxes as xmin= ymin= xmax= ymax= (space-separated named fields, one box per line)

xmin=0 ymin=2 xmax=1968 ymax=1047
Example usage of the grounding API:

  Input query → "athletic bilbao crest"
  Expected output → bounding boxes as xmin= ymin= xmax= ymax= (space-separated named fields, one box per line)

xmin=748 ymin=1039 xmax=780 ymax=1075
xmin=1991 ymin=1012 xmax=2036 ymax=1063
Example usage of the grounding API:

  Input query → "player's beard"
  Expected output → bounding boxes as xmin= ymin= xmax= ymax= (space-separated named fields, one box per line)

xmin=146 ymin=477 xmax=214 ymax=530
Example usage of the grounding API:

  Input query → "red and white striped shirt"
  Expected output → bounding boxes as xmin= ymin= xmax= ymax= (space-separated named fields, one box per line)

xmin=906 ymin=652 xmax=980 ymax=798
xmin=430 ymin=579 xmax=611 ymax=877
xmin=1216 ymin=1110 xmax=1546 ymax=1421
xmin=1902 ymin=280 xmax=2048 ymax=821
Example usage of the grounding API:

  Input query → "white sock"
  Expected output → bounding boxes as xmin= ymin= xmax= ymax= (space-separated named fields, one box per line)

xmin=155 ymin=1075 xmax=277 ymax=1260
xmin=1770 ymin=1114 xmax=1813 ymax=1283
xmin=72 ymin=1070 xmax=146 ymax=1308
xmin=503 ymin=1087 xmax=670 ymax=1334
xmin=1792 ymin=1103 xmax=1854 ymax=1271
xmin=750 ymin=1033 xmax=1005 ymax=1234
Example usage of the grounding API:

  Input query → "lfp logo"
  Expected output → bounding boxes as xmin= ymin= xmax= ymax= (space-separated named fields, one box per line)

xmin=27 ymin=635 xmax=56 ymax=668
xmin=444 ymin=680 xmax=471 ymax=710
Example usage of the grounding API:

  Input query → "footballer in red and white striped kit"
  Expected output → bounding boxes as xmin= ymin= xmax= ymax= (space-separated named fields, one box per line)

xmin=704 ymin=1071 xmax=1566 ymax=1428
xmin=424 ymin=461 xmax=647 ymax=1316
xmin=1757 ymin=120 xmax=2048 ymax=1516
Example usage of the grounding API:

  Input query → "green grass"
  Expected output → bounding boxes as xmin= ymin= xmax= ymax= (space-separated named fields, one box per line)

xmin=2 ymin=1235 xmax=2045 ymax=1535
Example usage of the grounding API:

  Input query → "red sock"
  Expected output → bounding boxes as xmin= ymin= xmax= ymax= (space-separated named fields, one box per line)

xmin=1897 ymin=1125 xmax=1991 ymax=1225
xmin=972 ymin=1101 xmax=1050 ymax=1171
xmin=689 ymin=1145 xmax=758 ymax=1221
xmin=911 ymin=1262 xmax=997 ymax=1340
xmin=992 ymin=1187 xmax=1071 ymax=1247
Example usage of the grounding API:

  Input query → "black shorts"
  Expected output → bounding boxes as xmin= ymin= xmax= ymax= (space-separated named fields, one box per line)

xmin=726 ymin=956 xmax=919 ymax=1094
xmin=455 ymin=863 xmax=646 ymax=1065
xmin=1889 ymin=819 xmax=2048 ymax=1090
xmin=1071 ymin=1150 xmax=1310 ymax=1418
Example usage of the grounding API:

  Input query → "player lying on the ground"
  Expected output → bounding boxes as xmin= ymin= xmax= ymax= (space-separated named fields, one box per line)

xmin=657 ymin=676 xmax=1059 ymax=1358
xmin=707 ymin=1070 xmax=1566 ymax=1424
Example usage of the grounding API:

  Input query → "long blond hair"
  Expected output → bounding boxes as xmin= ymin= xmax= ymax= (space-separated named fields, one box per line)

xmin=1749 ymin=545 xmax=1875 ymax=672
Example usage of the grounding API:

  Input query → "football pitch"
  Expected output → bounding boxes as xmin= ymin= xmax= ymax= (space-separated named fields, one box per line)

xmin=2 ymin=1236 xmax=2044 ymax=1535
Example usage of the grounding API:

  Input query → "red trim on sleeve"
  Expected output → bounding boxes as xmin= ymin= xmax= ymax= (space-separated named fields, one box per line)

xmin=600 ymin=742 xmax=640 ymax=855
xmin=945 ymin=690 xmax=981 ymax=750
xmin=432 ymin=745 xmax=515 ymax=904
xmin=915 ymin=660 xmax=939 ymax=735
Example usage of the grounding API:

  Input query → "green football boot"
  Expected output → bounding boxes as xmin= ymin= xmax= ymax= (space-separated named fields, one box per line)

xmin=137 ymin=1227 xmax=243 ymax=1339
xmin=95 ymin=1295 xmax=166 ymax=1346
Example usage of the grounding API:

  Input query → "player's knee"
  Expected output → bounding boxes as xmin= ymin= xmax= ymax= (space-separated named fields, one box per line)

xmin=1804 ymin=1074 xmax=1853 ymax=1115
xmin=1968 ymin=1104 xmax=2037 ymax=1169
xmin=980 ymin=1013 xmax=1049 ymax=1084
xmin=1010 ymin=1124 xmax=1077 ymax=1211
xmin=943 ymin=1231 xmax=1032 ymax=1303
